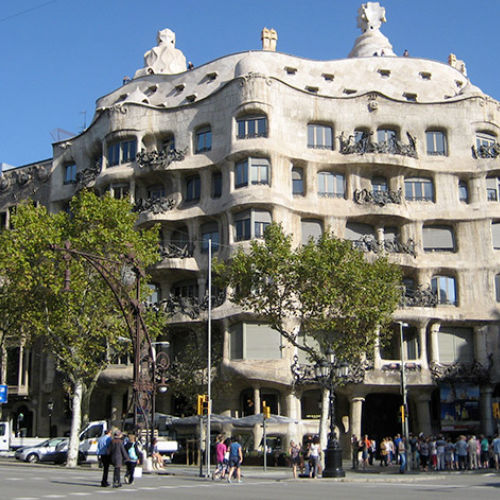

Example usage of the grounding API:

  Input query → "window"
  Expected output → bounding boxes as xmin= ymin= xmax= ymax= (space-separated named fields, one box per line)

xmin=301 ymin=219 xmax=323 ymax=244
xmin=354 ymin=129 xmax=368 ymax=144
xmin=237 ymin=115 xmax=267 ymax=139
xmin=211 ymin=171 xmax=222 ymax=198
xmin=111 ymin=183 xmax=129 ymax=200
xmin=229 ymin=323 xmax=282 ymax=360
xmin=64 ymin=164 xmax=77 ymax=184
xmin=345 ymin=222 xmax=376 ymax=241
xmin=426 ymin=130 xmax=447 ymax=156
xmin=317 ymin=171 xmax=345 ymax=198
xmin=235 ymin=158 xmax=270 ymax=188
xmin=185 ymin=175 xmax=201 ymax=202
xmin=195 ymin=126 xmax=212 ymax=153
xmin=404 ymin=327 xmax=420 ymax=360
xmin=162 ymin=135 xmax=175 ymax=152
xmin=437 ymin=327 xmax=473 ymax=363
xmin=377 ymin=128 xmax=397 ymax=144
xmin=147 ymin=185 xmax=165 ymax=199
xmin=292 ymin=167 xmax=304 ymax=195
xmin=422 ymin=226 xmax=455 ymax=252
xmin=307 ymin=124 xmax=333 ymax=149
xmin=372 ymin=176 xmax=388 ymax=192
xmin=172 ymin=280 xmax=198 ymax=298
xmin=476 ymin=131 xmax=496 ymax=149
xmin=431 ymin=276 xmax=457 ymax=305
xmin=234 ymin=209 xmax=272 ymax=241
xmin=145 ymin=283 xmax=160 ymax=307
xmin=107 ymin=139 xmax=137 ymax=167
xmin=201 ymin=222 xmax=219 ymax=253
xmin=492 ymin=222 xmax=500 ymax=249
xmin=459 ymin=180 xmax=469 ymax=203
xmin=495 ymin=274 xmax=500 ymax=302
xmin=405 ymin=177 xmax=434 ymax=201
xmin=487 ymin=177 xmax=500 ymax=201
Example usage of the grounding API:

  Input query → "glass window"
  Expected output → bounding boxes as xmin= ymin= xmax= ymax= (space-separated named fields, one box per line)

xmin=492 ymin=222 xmax=500 ymax=249
xmin=237 ymin=115 xmax=268 ymax=139
xmin=145 ymin=283 xmax=160 ymax=307
xmin=476 ymin=132 xmax=496 ymax=149
xmin=377 ymin=128 xmax=397 ymax=144
xmin=431 ymin=276 xmax=457 ymax=306
xmin=235 ymin=158 xmax=270 ymax=189
xmin=107 ymin=139 xmax=137 ymax=166
xmin=185 ymin=175 xmax=201 ymax=202
xmin=422 ymin=226 xmax=455 ymax=252
xmin=111 ymin=183 xmax=129 ymax=200
xmin=234 ymin=209 xmax=272 ymax=241
xmin=495 ymin=274 xmax=500 ymax=302
xmin=317 ymin=171 xmax=345 ymax=198
xmin=405 ymin=177 xmax=434 ymax=201
xmin=195 ymin=126 xmax=212 ymax=153
xmin=301 ymin=219 xmax=322 ymax=244
xmin=201 ymin=222 xmax=219 ymax=253
xmin=487 ymin=177 xmax=500 ymax=202
xmin=345 ymin=222 xmax=376 ymax=240
xmin=307 ymin=124 xmax=333 ymax=149
xmin=437 ymin=327 xmax=473 ymax=363
xmin=211 ymin=171 xmax=222 ymax=198
xmin=162 ymin=135 xmax=175 ymax=152
xmin=292 ymin=167 xmax=304 ymax=195
xmin=426 ymin=130 xmax=447 ymax=156
xmin=64 ymin=164 xmax=77 ymax=184
xmin=459 ymin=180 xmax=468 ymax=203
xmin=147 ymin=185 xmax=165 ymax=199
xmin=172 ymin=280 xmax=198 ymax=298
xmin=372 ymin=176 xmax=388 ymax=192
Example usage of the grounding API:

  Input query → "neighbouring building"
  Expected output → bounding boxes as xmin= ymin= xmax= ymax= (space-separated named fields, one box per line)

xmin=1 ymin=3 xmax=499 ymax=448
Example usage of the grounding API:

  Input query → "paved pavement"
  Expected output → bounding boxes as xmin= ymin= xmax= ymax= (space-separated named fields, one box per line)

xmin=0 ymin=458 xmax=498 ymax=500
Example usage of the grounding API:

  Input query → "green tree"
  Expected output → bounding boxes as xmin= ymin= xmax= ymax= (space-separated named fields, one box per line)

xmin=214 ymin=223 xmax=401 ymax=439
xmin=0 ymin=191 xmax=162 ymax=466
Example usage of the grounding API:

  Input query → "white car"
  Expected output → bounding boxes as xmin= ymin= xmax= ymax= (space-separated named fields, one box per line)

xmin=15 ymin=437 xmax=67 ymax=463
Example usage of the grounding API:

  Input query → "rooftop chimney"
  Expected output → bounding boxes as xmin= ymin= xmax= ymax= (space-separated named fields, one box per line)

xmin=261 ymin=28 xmax=277 ymax=51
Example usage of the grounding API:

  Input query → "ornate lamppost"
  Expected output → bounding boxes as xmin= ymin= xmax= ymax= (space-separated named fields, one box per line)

xmin=51 ymin=242 xmax=169 ymax=453
xmin=47 ymin=400 xmax=54 ymax=438
xmin=292 ymin=347 xmax=357 ymax=478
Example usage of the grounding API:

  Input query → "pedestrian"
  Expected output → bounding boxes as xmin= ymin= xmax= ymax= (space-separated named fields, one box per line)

xmin=492 ymin=434 xmax=500 ymax=471
xmin=97 ymin=429 xmax=112 ymax=487
xmin=289 ymin=440 xmax=301 ymax=479
xmin=430 ymin=436 xmax=437 ymax=470
xmin=468 ymin=435 xmax=478 ymax=470
xmin=398 ymin=437 xmax=407 ymax=473
xmin=380 ymin=438 xmax=388 ymax=466
xmin=124 ymin=434 xmax=143 ymax=485
xmin=419 ymin=436 xmax=430 ymax=471
xmin=308 ymin=436 xmax=321 ymax=478
xmin=444 ymin=437 xmax=455 ymax=470
xmin=436 ymin=434 xmax=446 ymax=471
xmin=369 ymin=437 xmax=376 ymax=466
xmin=361 ymin=434 xmax=370 ymax=470
xmin=109 ymin=431 xmax=129 ymax=488
xmin=480 ymin=435 xmax=490 ymax=468
xmin=212 ymin=434 xmax=227 ymax=480
xmin=351 ymin=434 xmax=359 ymax=470
xmin=227 ymin=436 xmax=243 ymax=483
xmin=409 ymin=433 xmax=419 ymax=469
xmin=150 ymin=438 xmax=164 ymax=470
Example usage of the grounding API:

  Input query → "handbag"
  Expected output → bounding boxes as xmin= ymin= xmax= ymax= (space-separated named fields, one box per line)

xmin=134 ymin=466 xmax=143 ymax=479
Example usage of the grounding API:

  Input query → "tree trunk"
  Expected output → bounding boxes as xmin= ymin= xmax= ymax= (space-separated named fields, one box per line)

xmin=319 ymin=387 xmax=329 ymax=470
xmin=66 ymin=379 xmax=83 ymax=468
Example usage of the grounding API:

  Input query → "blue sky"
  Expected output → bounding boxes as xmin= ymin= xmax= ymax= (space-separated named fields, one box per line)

xmin=1 ymin=0 xmax=499 ymax=167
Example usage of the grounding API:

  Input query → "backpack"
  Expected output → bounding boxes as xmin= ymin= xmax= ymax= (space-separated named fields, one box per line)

xmin=128 ymin=444 xmax=138 ymax=461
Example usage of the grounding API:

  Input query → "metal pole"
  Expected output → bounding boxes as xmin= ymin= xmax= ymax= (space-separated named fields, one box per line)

xmin=399 ymin=321 xmax=410 ymax=471
xmin=206 ymin=238 xmax=212 ymax=478
xmin=263 ymin=415 xmax=267 ymax=472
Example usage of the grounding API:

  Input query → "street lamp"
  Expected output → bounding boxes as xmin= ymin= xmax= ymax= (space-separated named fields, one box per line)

xmin=398 ymin=321 xmax=410 ymax=470
xmin=314 ymin=347 xmax=350 ymax=478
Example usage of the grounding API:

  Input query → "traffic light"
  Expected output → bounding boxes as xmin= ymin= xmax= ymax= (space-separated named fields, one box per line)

xmin=197 ymin=394 xmax=209 ymax=415
xmin=262 ymin=401 xmax=271 ymax=419
xmin=493 ymin=402 xmax=500 ymax=419
xmin=398 ymin=405 xmax=405 ymax=423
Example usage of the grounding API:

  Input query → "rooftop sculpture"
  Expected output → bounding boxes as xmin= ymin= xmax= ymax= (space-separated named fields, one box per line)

xmin=134 ymin=28 xmax=187 ymax=78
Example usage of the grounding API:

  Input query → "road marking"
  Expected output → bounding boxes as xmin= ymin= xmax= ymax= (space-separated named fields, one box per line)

xmin=42 ymin=495 xmax=65 ymax=498
xmin=69 ymin=493 xmax=91 ymax=497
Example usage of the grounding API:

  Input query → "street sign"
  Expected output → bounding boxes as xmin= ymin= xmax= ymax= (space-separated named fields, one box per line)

xmin=0 ymin=385 xmax=7 ymax=403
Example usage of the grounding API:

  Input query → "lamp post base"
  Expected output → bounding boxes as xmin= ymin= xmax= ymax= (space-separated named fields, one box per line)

xmin=322 ymin=447 xmax=345 ymax=478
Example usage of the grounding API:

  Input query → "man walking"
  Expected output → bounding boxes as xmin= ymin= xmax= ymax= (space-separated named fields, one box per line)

xmin=109 ymin=431 xmax=129 ymax=488
xmin=97 ymin=429 xmax=112 ymax=487
xmin=227 ymin=436 xmax=243 ymax=483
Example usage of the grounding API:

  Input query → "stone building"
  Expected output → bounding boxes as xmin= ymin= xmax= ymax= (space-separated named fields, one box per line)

xmin=1 ymin=3 xmax=499 ymax=445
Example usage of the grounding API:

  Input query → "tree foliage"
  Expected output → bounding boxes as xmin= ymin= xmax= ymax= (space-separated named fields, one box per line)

xmin=214 ymin=223 xmax=402 ymax=363
xmin=0 ymin=190 xmax=162 ymax=465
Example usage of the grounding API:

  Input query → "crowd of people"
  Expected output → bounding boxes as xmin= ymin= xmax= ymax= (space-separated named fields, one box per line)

xmin=350 ymin=432 xmax=500 ymax=473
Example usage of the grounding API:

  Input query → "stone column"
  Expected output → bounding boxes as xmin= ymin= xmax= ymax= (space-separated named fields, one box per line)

xmin=417 ymin=323 xmax=429 ymax=370
xmin=429 ymin=322 xmax=440 ymax=363
xmin=373 ymin=326 xmax=382 ymax=370
xmin=253 ymin=387 xmax=261 ymax=415
xmin=415 ymin=394 xmax=432 ymax=436
xmin=350 ymin=396 xmax=365 ymax=440
xmin=473 ymin=326 xmax=488 ymax=366
xmin=480 ymin=385 xmax=494 ymax=437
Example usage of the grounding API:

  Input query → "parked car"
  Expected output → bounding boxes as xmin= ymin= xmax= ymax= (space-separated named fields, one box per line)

xmin=15 ymin=437 xmax=67 ymax=463
xmin=42 ymin=438 xmax=86 ymax=464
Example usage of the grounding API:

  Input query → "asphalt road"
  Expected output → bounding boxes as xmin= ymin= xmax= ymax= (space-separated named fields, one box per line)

xmin=0 ymin=462 xmax=499 ymax=500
